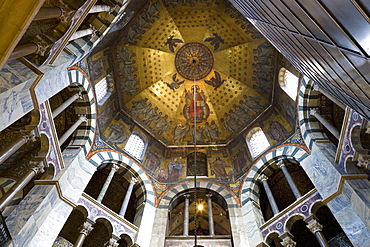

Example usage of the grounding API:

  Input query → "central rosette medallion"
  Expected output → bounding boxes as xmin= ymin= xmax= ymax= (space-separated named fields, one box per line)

xmin=175 ymin=42 xmax=214 ymax=80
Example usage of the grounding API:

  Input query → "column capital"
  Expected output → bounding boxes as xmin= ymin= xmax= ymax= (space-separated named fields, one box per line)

xmin=309 ymin=108 xmax=318 ymax=116
xmin=206 ymin=193 xmax=213 ymax=199
xmin=184 ymin=194 xmax=190 ymax=199
xmin=258 ymin=174 xmax=268 ymax=182
xmin=276 ymin=160 xmax=285 ymax=168
xmin=104 ymin=238 xmax=118 ymax=247
xmin=312 ymin=84 xmax=320 ymax=92
xmin=280 ymin=237 xmax=296 ymax=247
xmin=111 ymin=163 xmax=120 ymax=172
xmin=34 ymin=35 xmax=52 ymax=57
xmin=23 ymin=133 xmax=37 ymax=143
xmin=130 ymin=177 xmax=138 ymax=184
xmin=29 ymin=162 xmax=45 ymax=175
xmin=357 ymin=155 xmax=370 ymax=170
xmin=57 ymin=0 xmax=76 ymax=22
xmin=79 ymin=222 xmax=94 ymax=235
xmin=79 ymin=114 xmax=88 ymax=122
xmin=279 ymin=232 xmax=296 ymax=247
xmin=307 ymin=219 xmax=323 ymax=234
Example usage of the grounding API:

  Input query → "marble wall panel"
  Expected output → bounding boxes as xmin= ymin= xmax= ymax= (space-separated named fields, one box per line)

xmin=0 ymin=79 xmax=34 ymax=131
xmin=300 ymin=145 xmax=342 ymax=199
xmin=35 ymin=61 xmax=71 ymax=105
xmin=241 ymin=201 xmax=263 ymax=247
xmin=135 ymin=203 xmax=156 ymax=247
xmin=56 ymin=150 xmax=95 ymax=203
xmin=230 ymin=206 xmax=253 ymax=247
xmin=328 ymin=195 xmax=370 ymax=247
xmin=149 ymin=208 xmax=168 ymax=247
xmin=26 ymin=200 xmax=72 ymax=247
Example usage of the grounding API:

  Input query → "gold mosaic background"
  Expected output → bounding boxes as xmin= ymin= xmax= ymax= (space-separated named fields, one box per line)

xmin=114 ymin=0 xmax=276 ymax=146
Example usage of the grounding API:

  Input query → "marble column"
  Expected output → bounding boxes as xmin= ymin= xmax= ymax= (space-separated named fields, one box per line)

xmin=206 ymin=194 xmax=215 ymax=236
xmin=89 ymin=5 xmax=112 ymax=13
xmin=104 ymin=238 xmax=119 ymax=247
xmin=34 ymin=7 xmax=62 ymax=20
xmin=279 ymin=232 xmax=296 ymax=247
xmin=276 ymin=161 xmax=302 ymax=199
xmin=97 ymin=163 xmax=119 ymax=202
xmin=8 ymin=43 xmax=38 ymax=61
xmin=258 ymin=174 xmax=279 ymax=215
xmin=305 ymin=215 xmax=330 ymax=247
xmin=119 ymin=177 xmax=138 ymax=217
xmin=0 ymin=161 xmax=44 ymax=211
xmin=59 ymin=115 xmax=87 ymax=146
xmin=74 ymin=222 xmax=94 ymax=247
xmin=310 ymin=108 xmax=340 ymax=139
xmin=8 ymin=35 xmax=51 ymax=61
xmin=0 ymin=132 xmax=36 ymax=164
xmin=312 ymin=84 xmax=346 ymax=110
xmin=69 ymin=25 xmax=97 ymax=41
xmin=183 ymin=194 xmax=190 ymax=236
xmin=52 ymin=92 xmax=82 ymax=118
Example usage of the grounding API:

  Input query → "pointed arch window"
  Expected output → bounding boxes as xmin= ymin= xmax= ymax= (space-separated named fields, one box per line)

xmin=95 ymin=74 xmax=114 ymax=106
xmin=246 ymin=127 xmax=270 ymax=159
xmin=124 ymin=131 xmax=147 ymax=161
xmin=279 ymin=68 xmax=299 ymax=100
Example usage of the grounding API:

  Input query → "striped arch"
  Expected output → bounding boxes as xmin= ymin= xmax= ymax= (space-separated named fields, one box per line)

xmin=297 ymin=76 xmax=329 ymax=151
xmin=67 ymin=68 xmax=97 ymax=156
xmin=241 ymin=145 xmax=309 ymax=206
xmin=66 ymin=0 xmax=129 ymax=61
xmin=88 ymin=150 xmax=155 ymax=207
xmin=158 ymin=180 xmax=238 ymax=209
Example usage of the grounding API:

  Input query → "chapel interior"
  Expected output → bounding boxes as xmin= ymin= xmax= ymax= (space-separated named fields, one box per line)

xmin=0 ymin=0 xmax=369 ymax=247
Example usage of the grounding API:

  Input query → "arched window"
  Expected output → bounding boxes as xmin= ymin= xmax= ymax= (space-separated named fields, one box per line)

xmin=124 ymin=131 xmax=147 ymax=160
xmin=279 ymin=68 xmax=299 ymax=100
xmin=95 ymin=74 xmax=113 ymax=106
xmin=246 ymin=127 xmax=270 ymax=159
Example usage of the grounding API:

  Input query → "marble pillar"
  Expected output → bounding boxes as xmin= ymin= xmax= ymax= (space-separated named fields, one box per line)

xmin=74 ymin=222 xmax=94 ymax=247
xmin=8 ymin=35 xmax=51 ymax=61
xmin=310 ymin=108 xmax=340 ymax=139
xmin=258 ymin=174 xmax=279 ymax=215
xmin=0 ymin=132 xmax=36 ymax=164
xmin=305 ymin=215 xmax=330 ymax=247
xmin=119 ymin=177 xmax=138 ymax=217
xmin=183 ymin=194 xmax=190 ymax=236
xmin=0 ymin=161 xmax=44 ymax=211
xmin=312 ymin=84 xmax=346 ymax=110
xmin=59 ymin=115 xmax=87 ymax=146
xmin=52 ymin=92 xmax=82 ymax=118
xmin=89 ymin=5 xmax=112 ymax=13
xmin=34 ymin=7 xmax=62 ymax=20
xmin=69 ymin=25 xmax=97 ymax=41
xmin=97 ymin=163 xmax=119 ymax=202
xmin=206 ymin=194 xmax=215 ymax=236
xmin=276 ymin=161 xmax=302 ymax=199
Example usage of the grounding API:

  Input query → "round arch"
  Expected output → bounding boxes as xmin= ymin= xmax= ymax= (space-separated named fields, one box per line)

xmin=241 ymin=145 xmax=309 ymax=206
xmin=66 ymin=67 xmax=97 ymax=156
xmin=88 ymin=150 xmax=154 ymax=207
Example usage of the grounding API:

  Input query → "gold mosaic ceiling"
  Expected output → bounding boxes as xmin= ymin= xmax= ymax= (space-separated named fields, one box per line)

xmin=114 ymin=0 xmax=276 ymax=146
